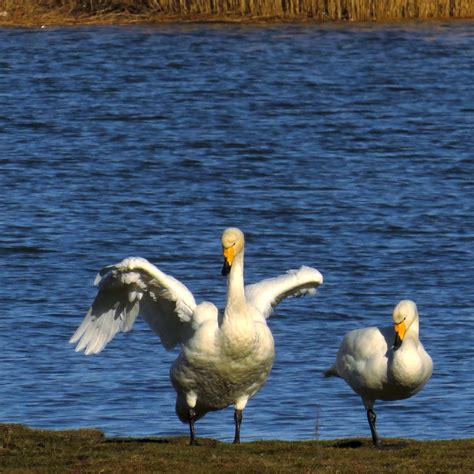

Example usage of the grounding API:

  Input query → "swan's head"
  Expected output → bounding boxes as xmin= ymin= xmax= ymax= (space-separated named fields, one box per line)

xmin=393 ymin=299 xmax=418 ymax=350
xmin=221 ymin=227 xmax=245 ymax=276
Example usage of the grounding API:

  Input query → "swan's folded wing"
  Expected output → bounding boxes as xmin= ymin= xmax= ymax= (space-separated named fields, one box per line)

xmin=245 ymin=266 xmax=323 ymax=319
xmin=70 ymin=257 xmax=197 ymax=355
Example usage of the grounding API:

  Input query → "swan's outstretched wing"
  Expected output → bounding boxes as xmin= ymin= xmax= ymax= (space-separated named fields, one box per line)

xmin=70 ymin=257 xmax=197 ymax=355
xmin=245 ymin=266 xmax=323 ymax=319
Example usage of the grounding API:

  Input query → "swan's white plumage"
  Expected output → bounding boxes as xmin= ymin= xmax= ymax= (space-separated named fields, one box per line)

xmin=70 ymin=257 xmax=197 ymax=354
xmin=70 ymin=228 xmax=323 ymax=441
xmin=325 ymin=299 xmax=432 ymax=444
xmin=245 ymin=266 xmax=323 ymax=319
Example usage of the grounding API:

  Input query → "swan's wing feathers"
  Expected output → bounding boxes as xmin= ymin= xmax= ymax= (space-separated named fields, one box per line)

xmin=139 ymin=285 xmax=194 ymax=350
xmin=70 ymin=257 xmax=197 ymax=355
xmin=245 ymin=265 xmax=323 ymax=319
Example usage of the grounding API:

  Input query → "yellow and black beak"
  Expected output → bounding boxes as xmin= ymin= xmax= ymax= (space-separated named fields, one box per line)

xmin=221 ymin=246 xmax=234 ymax=276
xmin=393 ymin=320 xmax=406 ymax=350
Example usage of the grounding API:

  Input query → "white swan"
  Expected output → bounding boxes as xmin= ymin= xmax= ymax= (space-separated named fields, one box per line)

xmin=324 ymin=299 xmax=433 ymax=446
xmin=70 ymin=227 xmax=323 ymax=444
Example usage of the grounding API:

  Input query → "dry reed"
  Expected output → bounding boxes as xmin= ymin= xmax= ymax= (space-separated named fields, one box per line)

xmin=0 ymin=0 xmax=473 ymax=22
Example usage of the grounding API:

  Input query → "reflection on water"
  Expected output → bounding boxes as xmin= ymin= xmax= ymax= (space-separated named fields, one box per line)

xmin=0 ymin=22 xmax=473 ymax=441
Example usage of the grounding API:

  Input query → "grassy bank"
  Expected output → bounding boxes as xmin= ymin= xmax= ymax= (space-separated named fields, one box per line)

xmin=0 ymin=0 xmax=474 ymax=26
xmin=1 ymin=424 xmax=473 ymax=473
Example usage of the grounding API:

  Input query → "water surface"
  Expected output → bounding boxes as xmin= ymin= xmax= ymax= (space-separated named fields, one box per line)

xmin=0 ymin=21 xmax=473 ymax=442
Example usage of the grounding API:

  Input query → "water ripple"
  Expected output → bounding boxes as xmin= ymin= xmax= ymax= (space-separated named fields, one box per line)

xmin=0 ymin=21 xmax=473 ymax=442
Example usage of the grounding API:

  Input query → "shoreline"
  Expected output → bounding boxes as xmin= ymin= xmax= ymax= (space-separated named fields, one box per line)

xmin=1 ymin=11 xmax=473 ymax=28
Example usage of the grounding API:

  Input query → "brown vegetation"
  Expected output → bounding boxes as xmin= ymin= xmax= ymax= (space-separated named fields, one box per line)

xmin=0 ymin=0 xmax=473 ymax=26
xmin=1 ymin=424 xmax=473 ymax=473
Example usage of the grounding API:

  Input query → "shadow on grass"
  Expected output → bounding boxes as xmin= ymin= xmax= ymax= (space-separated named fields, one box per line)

xmin=332 ymin=439 xmax=409 ymax=450
xmin=104 ymin=436 xmax=220 ymax=447
xmin=105 ymin=437 xmax=171 ymax=444
xmin=332 ymin=439 xmax=364 ymax=449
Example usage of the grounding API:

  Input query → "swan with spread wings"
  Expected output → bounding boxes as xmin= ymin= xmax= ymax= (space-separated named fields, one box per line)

xmin=70 ymin=227 xmax=323 ymax=444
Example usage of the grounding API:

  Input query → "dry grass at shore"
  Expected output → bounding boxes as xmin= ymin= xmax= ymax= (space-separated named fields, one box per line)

xmin=1 ymin=423 xmax=473 ymax=473
xmin=0 ymin=0 xmax=473 ymax=26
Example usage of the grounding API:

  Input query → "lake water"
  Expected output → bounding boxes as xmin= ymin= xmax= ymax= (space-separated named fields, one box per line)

xmin=0 ymin=21 xmax=473 ymax=443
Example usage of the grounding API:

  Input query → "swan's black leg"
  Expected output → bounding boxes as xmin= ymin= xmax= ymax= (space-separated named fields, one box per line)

xmin=188 ymin=408 xmax=198 ymax=445
xmin=233 ymin=409 xmax=243 ymax=444
xmin=367 ymin=408 xmax=380 ymax=447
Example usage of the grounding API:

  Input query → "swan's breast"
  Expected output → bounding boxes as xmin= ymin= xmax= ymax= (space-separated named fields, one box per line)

xmin=388 ymin=342 xmax=433 ymax=397
xmin=171 ymin=320 xmax=274 ymax=409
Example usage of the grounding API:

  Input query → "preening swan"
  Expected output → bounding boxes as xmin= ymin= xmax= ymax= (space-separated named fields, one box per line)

xmin=324 ymin=300 xmax=433 ymax=446
xmin=70 ymin=227 xmax=323 ymax=444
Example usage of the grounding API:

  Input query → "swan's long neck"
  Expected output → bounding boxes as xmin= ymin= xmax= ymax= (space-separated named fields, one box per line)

xmin=226 ymin=250 xmax=246 ymax=309
xmin=405 ymin=317 xmax=420 ymax=341
xmin=222 ymin=249 xmax=257 ymax=354
xmin=391 ymin=315 xmax=430 ymax=388
xmin=393 ymin=318 xmax=420 ymax=358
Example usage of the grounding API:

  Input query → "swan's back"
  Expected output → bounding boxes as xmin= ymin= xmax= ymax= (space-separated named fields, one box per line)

xmin=335 ymin=326 xmax=392 ymax=398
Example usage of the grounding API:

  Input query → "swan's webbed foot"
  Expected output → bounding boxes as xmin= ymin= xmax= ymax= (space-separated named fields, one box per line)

xmin=233 ymin=409 xmax=243 ymax=444
xmin=188 ymin=408 xmax=199 ymax=446
xmin=367 ymin=408 xmax=380 ymax=447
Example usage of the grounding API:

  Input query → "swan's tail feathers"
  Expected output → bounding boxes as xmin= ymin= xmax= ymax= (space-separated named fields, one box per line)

xmin=324 ymin=364 xmax=340 ymax=378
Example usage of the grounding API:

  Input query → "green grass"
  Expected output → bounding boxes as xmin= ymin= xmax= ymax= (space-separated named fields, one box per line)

xmin=1 ymin=424 xmax=473 ymax=473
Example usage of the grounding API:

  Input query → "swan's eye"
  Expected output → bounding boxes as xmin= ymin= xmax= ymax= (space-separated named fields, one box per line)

xmin=395 ymin=316 xmax=406 ymax=326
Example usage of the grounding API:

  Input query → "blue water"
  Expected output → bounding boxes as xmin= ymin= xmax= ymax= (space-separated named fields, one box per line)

xmin=1 ymin=21 xmax=473 ymax=443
